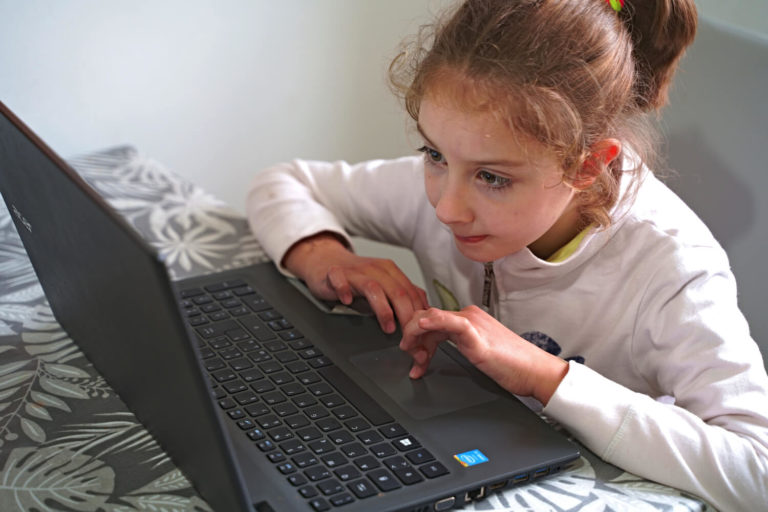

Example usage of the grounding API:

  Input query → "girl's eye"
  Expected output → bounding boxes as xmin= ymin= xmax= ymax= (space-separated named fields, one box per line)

xmin=417 ymin=146 xmax=445 ymax=164
xmin=478 ymin=170 xmax=511 ymax=189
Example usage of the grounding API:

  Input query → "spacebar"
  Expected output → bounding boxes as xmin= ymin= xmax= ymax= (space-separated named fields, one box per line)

xmin=318 ymin=365 xmax=394 ymax=426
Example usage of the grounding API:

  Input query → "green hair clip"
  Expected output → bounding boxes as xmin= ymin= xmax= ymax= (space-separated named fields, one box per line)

xmin=607 ymin=0 xmax=624 ymax=12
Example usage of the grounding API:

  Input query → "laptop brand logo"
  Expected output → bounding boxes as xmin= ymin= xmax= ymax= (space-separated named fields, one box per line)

xmin=11 ymin=204 xmax=32 ymax=233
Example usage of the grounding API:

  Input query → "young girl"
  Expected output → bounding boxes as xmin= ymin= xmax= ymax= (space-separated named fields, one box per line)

xmin=246 ymin=0 xmax=768 ymax=509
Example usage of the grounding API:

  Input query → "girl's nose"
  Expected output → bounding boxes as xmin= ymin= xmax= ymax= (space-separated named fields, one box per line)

xmin=434 ymin=181 xmax=473 ymax=226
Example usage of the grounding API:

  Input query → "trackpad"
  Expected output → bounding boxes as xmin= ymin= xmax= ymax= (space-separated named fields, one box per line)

xmin=350 ymin=346 xmax=500 ymax=420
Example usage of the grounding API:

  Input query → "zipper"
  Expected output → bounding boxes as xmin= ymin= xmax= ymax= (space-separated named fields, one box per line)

xmin=482 ymin=261 xmax=495 ymax=316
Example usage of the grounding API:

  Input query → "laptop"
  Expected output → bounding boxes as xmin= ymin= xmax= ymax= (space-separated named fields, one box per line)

xmin=0 ymin=101 xmax=579 ymax=512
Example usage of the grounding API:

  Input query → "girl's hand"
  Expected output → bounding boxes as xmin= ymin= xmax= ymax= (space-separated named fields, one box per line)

xmin=282 ymin=232 xmax=429 ymax=333
xmin=399 ymin=306 xmax=569 ymax=405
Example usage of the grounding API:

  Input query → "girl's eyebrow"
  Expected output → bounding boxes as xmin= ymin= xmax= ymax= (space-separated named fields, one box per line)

xmin=416 ymin=124 xmax=436 ymax=147
xmin=416 ymin=123 xmax=527 ymax=169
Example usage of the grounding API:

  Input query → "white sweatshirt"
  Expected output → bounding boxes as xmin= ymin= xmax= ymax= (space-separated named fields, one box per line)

xmin=246 ymin=156 xmax=768 ymax=510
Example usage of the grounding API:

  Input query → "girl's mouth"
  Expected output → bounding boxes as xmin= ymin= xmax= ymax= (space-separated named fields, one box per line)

xmin=455 ymin=234 xmax=488 ymax=244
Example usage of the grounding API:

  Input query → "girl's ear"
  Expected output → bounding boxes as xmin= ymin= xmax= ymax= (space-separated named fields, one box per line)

xmin=572 ymin=138 xmax=622 ymax=190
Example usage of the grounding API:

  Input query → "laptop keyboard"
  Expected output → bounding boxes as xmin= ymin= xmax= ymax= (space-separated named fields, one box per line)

xmin=179 ymin=278 xmax=449 ymax=510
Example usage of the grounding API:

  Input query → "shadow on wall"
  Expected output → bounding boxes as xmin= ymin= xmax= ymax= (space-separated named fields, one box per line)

xmin=663 ymin=129 xmax=757 ymax=250
xmin=659 ymin=17 xmax=768 ymax=368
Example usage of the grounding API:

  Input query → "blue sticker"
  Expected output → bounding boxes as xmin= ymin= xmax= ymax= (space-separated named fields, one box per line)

xmin=454 ymin=449 xmax=489 ymax=467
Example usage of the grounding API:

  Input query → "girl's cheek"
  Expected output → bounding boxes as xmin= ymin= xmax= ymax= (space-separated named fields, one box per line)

xmin=424 ymin=172 xmax=442 ymax=209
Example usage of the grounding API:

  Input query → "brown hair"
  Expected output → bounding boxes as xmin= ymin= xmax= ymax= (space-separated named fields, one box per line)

xmin=390 ymin=0 xmax=697 ymax=229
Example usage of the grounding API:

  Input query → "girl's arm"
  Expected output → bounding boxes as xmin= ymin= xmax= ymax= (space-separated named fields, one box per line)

xmin=246 ymin=157 xmax=429 ymax=330
xmin=542 ymin=253 xmax=768 ymax=511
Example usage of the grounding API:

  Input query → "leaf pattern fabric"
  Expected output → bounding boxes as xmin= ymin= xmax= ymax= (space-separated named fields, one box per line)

xmin=0 ymin=146 xmax=710 ymax=511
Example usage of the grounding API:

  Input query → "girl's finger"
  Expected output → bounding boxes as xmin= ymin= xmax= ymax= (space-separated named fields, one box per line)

xmin=326 ymin=266 xmax=354 ymax=304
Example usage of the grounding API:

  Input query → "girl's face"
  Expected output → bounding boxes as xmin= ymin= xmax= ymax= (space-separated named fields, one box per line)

xmin=418 ymin=93 xmax=582 ymax=262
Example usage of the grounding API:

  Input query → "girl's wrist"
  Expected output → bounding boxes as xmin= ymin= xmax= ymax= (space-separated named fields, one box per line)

xmin=534 ymin=355 xmax=569 ymax=406
xmin=282 ymin=232 xmax=348 ymax=275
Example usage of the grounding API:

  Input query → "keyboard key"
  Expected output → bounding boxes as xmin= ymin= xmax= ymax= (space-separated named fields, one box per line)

xmin=239 ymin=368 xmax=264 ymax=382
xmin=304 ymin=405 xmax=330 ymax=421
xmin=383 ymin=456 xmax=410 ymax=471
xmin=245 ymin=403 xmax=270 ymax=417
xmin=321 ymin=452 xmax=347 ymax=468
xmin=353 ymin=455 xmax=379 ymax=472
xmin=300 ymin=486 xmax=319 ymax=498
xmin=257 ymin=415 xmax=281 ymax=429
xmin=285 ymin=414 xmax=311 ymax=429
xmin=280 ymin=439 xmax=305 ymax=455
xmin=269 ymin=427 xmax=293 ymax=442
xmin=273 ymin=402 xmax=299 ymax=417
xmin=394 ymin=466 xmax=424 ymax=485
xmin=208 ymin=310 xmax=229 ymax=322
xmin=330 ymin=493 xmax=354 ymax=507
xmin=287 ymin=474 xmax=308 ymax=487
xmin=297 ymin=426 xmax=323 ymax=442
xmin=292 ymin=452 xmax=319 ymax=469
xmin=419 ymin=461 xmax=449 ymax=479
xmin=344 ymin=418 xmax=369 ymax=433
xmin=251 ymin=380 xmax=275 ymax=393
xmin=286 ymin=361 xmax=310 ymax=374
xmin=316 ymin=418 xmax=342 ymax=433
xmin=229 ymin=358 xmax=253 ymax=371
xmin=367 ymin=468 xmax=401 ymax=492
xmin=263 ymin=391 xmax=287 ymax=405
xmin=197 ymin=319 xmax=239 ymax=339
xmin=212 ymin=369 xmax=236 ymax=383
xmin=379 ymin=424 xmax=407 ymax=439
xmin=340 ymin=442 xmax=366 ymax=459
xmin=317 ymin=479 xmax=343 ymax=496
xmin=239 ymin=316 xmax=277 ymax=341
xmin=335 ymin=465 xmax=361 ymax=482
xmin=308 ymin=498 xmax=330 ymax=512
xmin=348 ymin=478 xmax=377 ymax=499
xmin=305 ymin=466 xmax=331 ymax=482
xmin=308 ymin=439 xmax=334 ymax=455
xmin=370 ymin=442 xmax=397 ymax=458
xmin=329 ymin=431 xmax=354 ymax=445
xmin=277 ymin=462 xmax=297 ymax=474
xmin=406 ymin=448 xmax=435 ymax=465
xmin=393 ymin=435 xmax=421 ymax=452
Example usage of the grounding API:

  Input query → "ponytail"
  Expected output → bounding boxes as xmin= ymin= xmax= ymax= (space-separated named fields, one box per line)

xmin=621 ymin=0 xmax=698 ymax=111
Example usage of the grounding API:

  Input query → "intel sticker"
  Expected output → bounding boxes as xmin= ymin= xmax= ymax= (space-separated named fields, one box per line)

xmin=454 ymin=449 xmax=489 ymax=467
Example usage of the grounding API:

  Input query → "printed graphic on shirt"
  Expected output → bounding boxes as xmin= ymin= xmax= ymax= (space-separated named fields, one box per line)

xmin=431 ymin=281 xmax=584 ymax=364
xmin=521 ymin=331 xmax=585 ymax=364
xmin=433 ymin=279 xmax=460 ymax=311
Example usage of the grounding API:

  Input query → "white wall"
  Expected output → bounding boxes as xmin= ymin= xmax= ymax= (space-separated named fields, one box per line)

xmin=0 ymin=0 xmax=452 ymax=214
xmin=1 ymin=0 xmax=764 ymax=213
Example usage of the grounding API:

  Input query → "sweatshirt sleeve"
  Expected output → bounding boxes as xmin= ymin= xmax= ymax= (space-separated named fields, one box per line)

xmin=245 ymin=156 xmax=426 ymax=272
xmin=543 ymin=244 xmax=768 ymax=511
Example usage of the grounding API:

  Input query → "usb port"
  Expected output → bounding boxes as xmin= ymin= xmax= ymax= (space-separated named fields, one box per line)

xmin=512 ymin=473 xmax=529 ymax=483
xmin=533 ymin=467 xmax=550 ymax=478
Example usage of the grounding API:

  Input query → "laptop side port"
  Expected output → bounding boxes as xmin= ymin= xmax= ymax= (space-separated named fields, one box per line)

xmin=512 ymin=472 xmax=530 ymax=484
xmin=488 ymin=479 xmax=508 ymax=492
xmin=464 ymin=486 xmax=486 ymax=503
xmin=533 ymin=467 xmax=550 ymax=478
xmin=433 ymin=496 xmax=456 ymax=511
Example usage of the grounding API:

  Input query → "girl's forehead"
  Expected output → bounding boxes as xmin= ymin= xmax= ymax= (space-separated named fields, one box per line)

xmin=419 ymin=92 xmax=546 ymax=157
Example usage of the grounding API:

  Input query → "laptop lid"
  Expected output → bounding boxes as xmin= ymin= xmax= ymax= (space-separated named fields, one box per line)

xmin=0 ymin=101 xmax=253 ymax=512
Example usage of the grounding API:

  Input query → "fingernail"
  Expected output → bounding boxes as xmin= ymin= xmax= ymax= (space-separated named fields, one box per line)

xmin=385 ymin=321 xmax=396 ymax=333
